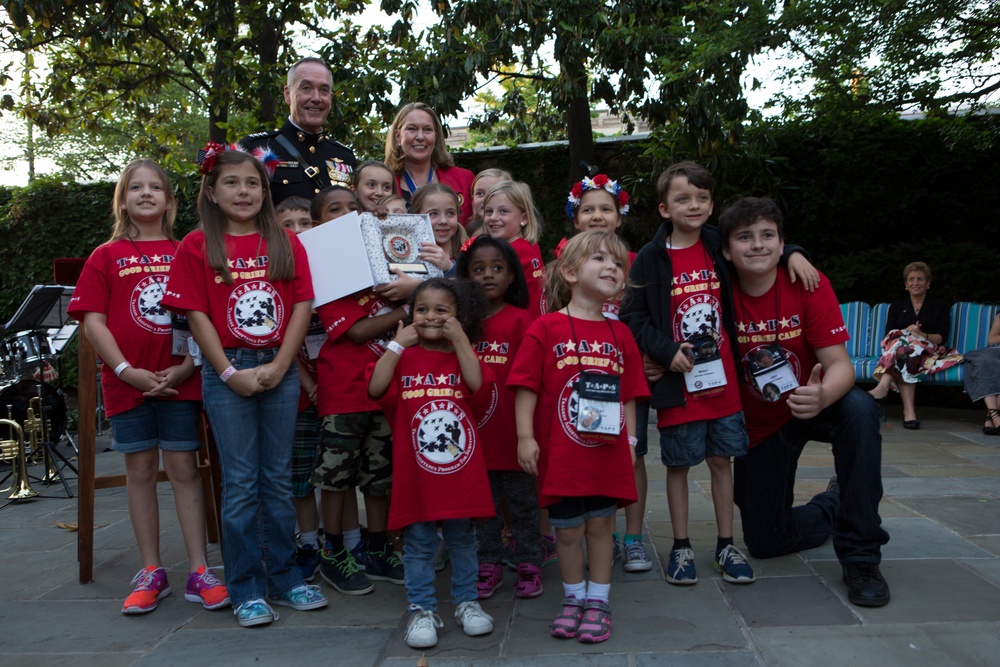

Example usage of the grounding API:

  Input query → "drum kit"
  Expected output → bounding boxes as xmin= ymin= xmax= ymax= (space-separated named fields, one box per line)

xmin=1 ymin=286 xmax=80 ymax=502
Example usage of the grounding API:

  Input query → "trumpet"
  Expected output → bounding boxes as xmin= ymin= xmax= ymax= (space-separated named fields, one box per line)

xmin=25 ymin=397 xmax=58 ymax=484
xmin=0 ymin=406 xmax=38 ymax=500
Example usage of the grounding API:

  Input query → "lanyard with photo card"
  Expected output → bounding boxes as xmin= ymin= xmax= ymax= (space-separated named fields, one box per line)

xmin=567 ymin=309 xmax=622 ymax=435
xmin=665 ymin=238 xmax=727 ymax=393
xmin=303 ymin=314 xmax=326 ymax=360
xmin=736 ymin=281 xmax=801 ymax=402
xmin=683 ymin=333 xmax=727 ymax=393
xmin=747 ymin=342 xmax=798 ymax=402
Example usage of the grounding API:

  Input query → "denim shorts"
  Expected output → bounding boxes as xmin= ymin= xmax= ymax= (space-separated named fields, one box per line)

xmin=547 ymin=495 xmax=618 ymax=529
xmin=658 ymin=411 xmax=749 ymax=468
xmin=111 ymin=399 xmax=202 ymax=454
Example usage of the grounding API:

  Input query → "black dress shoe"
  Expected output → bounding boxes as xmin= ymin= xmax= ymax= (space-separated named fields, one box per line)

xmin=903 ymin=419 xmax=920 ymax=430
xmin=842 ymin=562 xmax=890 ymax=607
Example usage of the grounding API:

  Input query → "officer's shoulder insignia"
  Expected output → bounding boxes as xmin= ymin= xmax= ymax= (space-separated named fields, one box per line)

xmin=246 ymin=129 xmax=278 ymax=140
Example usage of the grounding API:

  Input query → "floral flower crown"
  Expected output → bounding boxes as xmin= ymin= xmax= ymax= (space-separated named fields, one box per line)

xmin=196 ymin=142 xmax=280 ymax=178
xmin=566 ymin=173 xmax=630 ymax=219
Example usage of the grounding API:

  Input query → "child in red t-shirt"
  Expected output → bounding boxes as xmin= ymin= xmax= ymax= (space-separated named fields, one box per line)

xmin=508 ymin=231 xmax=650 ymax=645
xmin=482 ymin=181 xmax=547 ymax=319
xmin=68 ymin=159 xmax=229 ymax=616
xmin=161 ymin=146 xmax=326 ymax=627
xmin=368 ymin=278 xmax=496 ymax=649
xmin=456 ymin=235 xmax=544 ymax=599
xmin=557 ymin=174 xmax=652 ymax=573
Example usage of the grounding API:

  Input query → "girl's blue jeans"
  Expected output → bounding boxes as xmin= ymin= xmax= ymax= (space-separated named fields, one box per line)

xmin=404 ymin=519 xmax=478 ymax=612
xmin=202 ymin=348 xmax=304 ymax=607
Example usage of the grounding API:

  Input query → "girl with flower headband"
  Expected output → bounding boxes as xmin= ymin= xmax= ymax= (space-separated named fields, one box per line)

xmin=68 ymin=159 xmax=230 ymax=617
xmin=556 ymin=173 xmax=632 ymax=268
xmin=162 ymin=145 xmax=328 ymax=627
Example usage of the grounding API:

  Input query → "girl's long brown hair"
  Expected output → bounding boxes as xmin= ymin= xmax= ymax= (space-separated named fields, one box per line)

xmin=197 ymin=149 xmax=294 ymax=284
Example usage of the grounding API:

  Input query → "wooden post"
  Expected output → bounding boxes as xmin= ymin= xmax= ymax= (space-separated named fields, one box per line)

xmin=76 ymin=326 xmax=96 ymax=584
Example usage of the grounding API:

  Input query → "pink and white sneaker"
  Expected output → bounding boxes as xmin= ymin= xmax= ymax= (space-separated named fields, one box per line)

xmin=476 ymin=562 xmax=503 ymax=599
xmin=515 ymin=562 xmax=543 ymax=598
xmin=576 ymin=599 xmax=613 ymax=643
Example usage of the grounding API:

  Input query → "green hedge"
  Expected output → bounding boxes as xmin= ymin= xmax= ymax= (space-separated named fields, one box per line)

xmin=460 ymin=113 xmax=999 ymax=305
xmin=2 ymin=113 xmax=997 ymax=328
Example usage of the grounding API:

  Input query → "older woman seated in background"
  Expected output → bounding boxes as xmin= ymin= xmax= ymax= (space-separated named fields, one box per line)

xmin=963 ymin=312 xmax=1000 ymax=435
xmin=869 ymin=261 xmax=964 ymax=429
xmin=384 ymin=102 xmax=475 ymax=224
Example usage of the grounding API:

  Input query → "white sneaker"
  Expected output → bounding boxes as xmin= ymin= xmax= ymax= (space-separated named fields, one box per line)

xmin=405 ymin=606 xmax=444 ymax=648
xmin=454 ymin=600 xmax=494 ymax=636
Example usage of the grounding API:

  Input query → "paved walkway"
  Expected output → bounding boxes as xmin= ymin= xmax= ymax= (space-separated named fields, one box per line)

xmin=3 ymin=405 xmax=1000 ymax=666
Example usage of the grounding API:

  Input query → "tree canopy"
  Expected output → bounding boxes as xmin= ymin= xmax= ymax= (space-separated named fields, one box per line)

xmin=0 ymin=0 xmax=996 ymax=182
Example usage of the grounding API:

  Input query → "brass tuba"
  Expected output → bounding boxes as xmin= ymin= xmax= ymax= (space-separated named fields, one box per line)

xmin=0 ymin=406 xmax=38 ymax=500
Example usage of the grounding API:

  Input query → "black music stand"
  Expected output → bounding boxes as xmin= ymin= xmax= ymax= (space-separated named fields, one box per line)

xmin=3 ymin=285 xmax=77 ymax=498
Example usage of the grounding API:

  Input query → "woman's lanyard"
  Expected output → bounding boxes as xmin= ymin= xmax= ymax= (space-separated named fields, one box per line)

xmin=403 ymin=166 xmax=434 ymax=195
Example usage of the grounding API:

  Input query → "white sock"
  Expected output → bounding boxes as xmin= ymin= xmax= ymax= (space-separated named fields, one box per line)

xmin=586 ymin=581 xmax=610 ymax=602
xmin=343 ymin=527 xmax=362 ymax=551
xmin=563 ymin=580 xmax=586 ymax=599
xmin=299 ymin=530 xmax=319 ymax=547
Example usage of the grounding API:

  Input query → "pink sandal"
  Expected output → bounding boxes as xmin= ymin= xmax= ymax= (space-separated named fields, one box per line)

xmin=576 ymin=599 xmax=613 ymax=643
xmin=549 ymin=597 xmax=585 ymax=638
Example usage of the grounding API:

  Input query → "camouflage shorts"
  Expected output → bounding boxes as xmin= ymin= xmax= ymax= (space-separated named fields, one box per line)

xmin=310 ymin=410 xmax=392 ymax=496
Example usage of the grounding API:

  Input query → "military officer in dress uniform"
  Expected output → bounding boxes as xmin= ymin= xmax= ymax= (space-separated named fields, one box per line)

xmin=241 ymin=57 xmax=357 ymax=205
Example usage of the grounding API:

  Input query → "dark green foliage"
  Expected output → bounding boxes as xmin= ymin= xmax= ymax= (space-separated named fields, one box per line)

xmin=0 ymin=173 xmax=201 ymax=323
xmin=1 ymin=114 xmax=996 ymax=327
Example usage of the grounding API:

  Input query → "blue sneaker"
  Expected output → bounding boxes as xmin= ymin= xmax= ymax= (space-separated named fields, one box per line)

xmin=714 ymin=544 xmax=756 ymax=584
xmin=295 ymin=543 xmax=321 ymax=582
xmin=234 ymin=599 xmax=277 ymax=627
xmin=666 ymin=547 xmax=698 ymax=585
xmin=270 ymin=584 xmax=328 ymax=610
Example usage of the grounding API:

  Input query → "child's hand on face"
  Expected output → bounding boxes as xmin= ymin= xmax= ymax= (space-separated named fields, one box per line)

xmin=393 ymin=319 xmax=420 ymax=348
xmin=669 ymin=343 xmax=695 ymax=373
xmin=418 ymin=242 xmax=453 ymax=272
xmin=442 ymin=317 xmax=469 ymax=345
